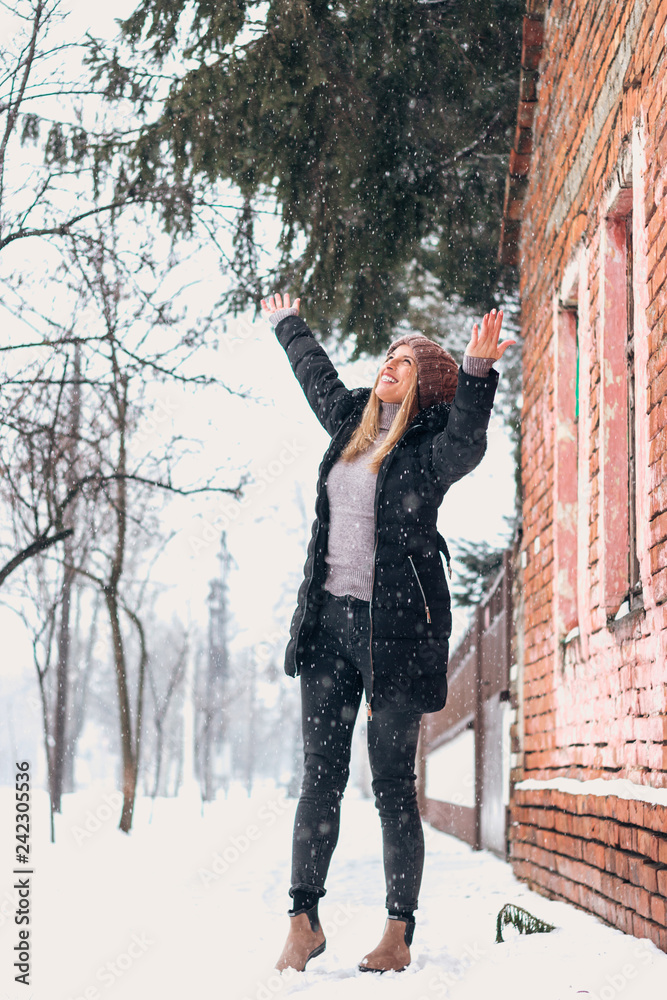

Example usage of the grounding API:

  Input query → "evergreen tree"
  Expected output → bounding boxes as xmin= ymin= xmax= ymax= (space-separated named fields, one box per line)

xmin=89 ymin=0 xmax=524 ymax=351
xmin=450 ymin=536 xmax=509 ymax=608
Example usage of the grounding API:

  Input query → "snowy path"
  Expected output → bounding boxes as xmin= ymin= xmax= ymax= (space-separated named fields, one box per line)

xmin=1 ymin=784 xmax=666 ymax=1000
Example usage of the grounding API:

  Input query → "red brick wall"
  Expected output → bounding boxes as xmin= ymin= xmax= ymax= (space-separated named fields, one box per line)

xmin=506 ymin=0 xmax=667 ymax=950
xmin=512 ymin=789 xmax=667 ymax=951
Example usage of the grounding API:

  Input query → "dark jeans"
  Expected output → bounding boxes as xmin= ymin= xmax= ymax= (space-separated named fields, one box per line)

xmin=290 ymin=590 xmax=424 ymax=912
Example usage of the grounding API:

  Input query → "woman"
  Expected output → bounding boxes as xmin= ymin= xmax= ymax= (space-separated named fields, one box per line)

xmin=261 ymin=292 xmax=514 ymax=974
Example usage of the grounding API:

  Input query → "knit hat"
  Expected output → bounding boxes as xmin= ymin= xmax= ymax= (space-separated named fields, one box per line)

xmin=386 ymin=334 xmax=459 ymax=409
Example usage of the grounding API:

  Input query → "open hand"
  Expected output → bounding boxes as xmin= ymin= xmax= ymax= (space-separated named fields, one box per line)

xmin=260 ymin=292 xmax=301 ymax=319
xmin=465 ymin=309 xmax=515 ymax=361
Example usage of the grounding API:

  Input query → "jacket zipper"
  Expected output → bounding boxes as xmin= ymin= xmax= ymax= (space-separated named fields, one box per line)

xmin=408 ymin=555 xmax=431 ymax=624
xmin=367 ymin=449 xmax=395 ymax=721
xmin=368 ymin=439 xmax=411 ymax=720
xmin=368 ymin=528 xmax=378 ymax=721
xmin=368 ymin=424 xmax=435 ymax=718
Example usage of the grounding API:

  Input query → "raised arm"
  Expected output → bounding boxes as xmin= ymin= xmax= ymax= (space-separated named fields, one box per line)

xmin=261 ymin=293 xmax=356 ymax=437
xmin=431 ymin=309 xmax=514 ymax=485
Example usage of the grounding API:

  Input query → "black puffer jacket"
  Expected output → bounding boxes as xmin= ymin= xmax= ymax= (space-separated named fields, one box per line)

xmin=276 ymin=315 xmax=499 ymax=714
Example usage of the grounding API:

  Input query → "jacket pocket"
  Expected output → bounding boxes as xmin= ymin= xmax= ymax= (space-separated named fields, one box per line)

xmin=407 ymin=555 xmax=431 ymax=624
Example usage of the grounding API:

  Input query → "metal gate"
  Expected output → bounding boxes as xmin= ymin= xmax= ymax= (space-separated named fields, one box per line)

xmin=418 ymin=550 xmax=513 ymax=857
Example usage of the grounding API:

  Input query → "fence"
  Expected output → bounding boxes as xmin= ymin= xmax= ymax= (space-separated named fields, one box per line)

xmin=417 ymin=549 xmax=513 ymax=858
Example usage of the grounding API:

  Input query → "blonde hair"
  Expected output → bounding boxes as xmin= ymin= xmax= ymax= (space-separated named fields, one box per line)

xmin=340 ymin=364 xmax=419 ymax=473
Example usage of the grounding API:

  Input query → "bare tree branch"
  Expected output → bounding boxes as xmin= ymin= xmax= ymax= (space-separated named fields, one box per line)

xmin=0 ymin=527 xmax=73 ymax=588
xmin=0 ymin=0 xmax=46 ymax=210
xmin=0 ymin=197 xmax=142 ymax=251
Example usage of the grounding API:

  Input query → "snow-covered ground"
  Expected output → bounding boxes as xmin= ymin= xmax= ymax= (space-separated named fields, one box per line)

xmin=1 ymin=783 xmax=666 ymax=1000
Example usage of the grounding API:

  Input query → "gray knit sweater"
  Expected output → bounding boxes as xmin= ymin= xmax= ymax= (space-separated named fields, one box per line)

xmin=323 ymin=354 xmax=493 ymax=601
xmin=323 ymin=401 xmax=401 ymax=600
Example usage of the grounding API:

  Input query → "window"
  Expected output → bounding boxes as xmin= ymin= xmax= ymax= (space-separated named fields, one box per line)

xmin=625 ymin=215 xmax=642 ymax=610
xmin=600 ymin=186 xmax=642 ymax=620
xmin=553 ymin=278 xmax=580 ymax=643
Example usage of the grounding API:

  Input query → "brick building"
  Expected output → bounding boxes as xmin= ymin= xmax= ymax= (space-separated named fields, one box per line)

xmin=500 ymin=0 xmax=667 ymax=950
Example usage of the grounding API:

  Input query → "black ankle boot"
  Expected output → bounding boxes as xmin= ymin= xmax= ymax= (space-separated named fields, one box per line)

xmin=275 ymin=902 xmax=326 ymax=972
xmin=288 ymin=901 xmax=322 ymax=937
xmin=358 ymin=916 xmax=415 ymax=973
xmin=387 ymin=913 xmax=415 ymax=947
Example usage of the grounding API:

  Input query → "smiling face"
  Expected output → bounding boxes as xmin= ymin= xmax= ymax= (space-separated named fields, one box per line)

xmin=373 ymin=343 xmax=417 ymax=405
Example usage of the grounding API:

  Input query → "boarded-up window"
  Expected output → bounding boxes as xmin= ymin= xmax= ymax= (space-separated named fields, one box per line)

xmin=553 ymin=286 xmax=580 ymax=639
xmin=600 ymin=190 xmax=642 ymax=619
